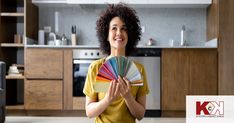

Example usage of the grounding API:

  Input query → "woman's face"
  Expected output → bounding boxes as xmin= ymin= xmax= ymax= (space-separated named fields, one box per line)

xmin=108 ymin=17 xmax=128 ymax=50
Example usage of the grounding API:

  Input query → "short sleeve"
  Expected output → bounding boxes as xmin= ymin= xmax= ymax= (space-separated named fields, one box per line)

xmin=83 ymin=62 xmax=98 ymax=99
xmin=136 ymin=66 xmax=149 ymax=97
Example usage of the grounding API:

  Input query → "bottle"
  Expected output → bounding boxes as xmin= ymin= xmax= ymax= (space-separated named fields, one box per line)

xmin=71 ymin=25 xmax=76 ymax=46
xmin=38 ymin=30 xmax=45 ymax=45
xmin=181 ymin=25 xmax=186 ymax=46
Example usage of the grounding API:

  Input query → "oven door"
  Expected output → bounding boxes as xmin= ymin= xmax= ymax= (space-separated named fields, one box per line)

xmin=73 ymin=59 xmax=95 ymax=97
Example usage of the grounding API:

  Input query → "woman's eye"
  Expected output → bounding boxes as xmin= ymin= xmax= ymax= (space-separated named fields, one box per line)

xmin=112 ymin=27 xmax=117 ymax=30
xmin=122 ymin=27 xmax=127 ymax=31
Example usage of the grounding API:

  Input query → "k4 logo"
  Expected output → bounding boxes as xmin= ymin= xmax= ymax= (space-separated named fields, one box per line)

xmin=196 ymin=101 xmax=224 ymax=116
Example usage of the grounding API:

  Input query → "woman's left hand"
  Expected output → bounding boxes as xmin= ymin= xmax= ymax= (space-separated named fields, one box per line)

xmin=118 ymin=75 xmax=132 ymax=99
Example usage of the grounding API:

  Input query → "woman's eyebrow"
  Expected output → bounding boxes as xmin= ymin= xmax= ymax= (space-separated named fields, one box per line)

xmin=111 ymin=24 xmax=117 ymax=27
xmin=110 ymin=24 xmax=126 ymax=27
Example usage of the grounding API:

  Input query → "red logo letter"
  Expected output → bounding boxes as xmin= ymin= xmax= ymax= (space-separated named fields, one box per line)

xmin=196 ymin=101 xmax=210 ymax=115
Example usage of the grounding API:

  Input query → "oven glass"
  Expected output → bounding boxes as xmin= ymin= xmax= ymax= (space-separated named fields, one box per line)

xmin=73 ymin=63 xmax=90 ymax=97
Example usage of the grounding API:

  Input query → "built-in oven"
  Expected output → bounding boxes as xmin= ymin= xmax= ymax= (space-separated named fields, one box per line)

xmin=129 ymin=48 xmax=161 ymax=117
xmin=73 ymin=49 xmax=104 ymax=97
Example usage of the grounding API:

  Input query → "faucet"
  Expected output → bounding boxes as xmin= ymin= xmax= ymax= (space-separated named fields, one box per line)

xmin=181 ymin=25 xmax=186 ymax=46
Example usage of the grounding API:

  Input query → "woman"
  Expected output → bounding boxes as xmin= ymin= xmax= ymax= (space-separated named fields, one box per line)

xmin=83 ymin=3 xmax=149 ymax=123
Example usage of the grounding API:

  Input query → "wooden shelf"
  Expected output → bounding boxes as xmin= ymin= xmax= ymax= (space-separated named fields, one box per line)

xmin=0 ymin=12 xmax=24 ymax=17
xmin=6 ymin=105 xmax=24 ymax=110
xmin=1 ymin=43 xmax=24 ymax=47
xmin=6 ymin=75 xmax=25 ymax=80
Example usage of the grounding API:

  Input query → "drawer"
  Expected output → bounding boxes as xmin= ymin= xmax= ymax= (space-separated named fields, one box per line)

xmin=24 ymin=80 xmax=63 ymax=110
xmin=25 ymin=48 xmax=63 ymax=79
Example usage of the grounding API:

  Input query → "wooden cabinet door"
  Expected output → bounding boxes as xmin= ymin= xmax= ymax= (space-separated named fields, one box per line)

xmin=25 ymin=48 xmax=63 ymax=79
xmin=162 ymin=49 xmax=218 ymax=116
xmin=162 ymin=49 xmax=189 ymax=111
xmin=189 ymin=49 xmax=218 ymax=95
xmin=25 ymin=80 xmax=63 ymax=110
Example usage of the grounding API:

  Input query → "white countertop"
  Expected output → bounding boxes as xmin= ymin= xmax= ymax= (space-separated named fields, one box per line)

xmin=25 ymin=44 xmax=217 ymax=49
xmin=25 ymin=45 xmax=100 ymax=49
xmin=25 ymin=38 xmax=218 ymax=49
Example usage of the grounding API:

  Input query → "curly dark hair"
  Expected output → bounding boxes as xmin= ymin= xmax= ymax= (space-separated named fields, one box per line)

xmin=96 ymin=3 xmax=142 ymax=56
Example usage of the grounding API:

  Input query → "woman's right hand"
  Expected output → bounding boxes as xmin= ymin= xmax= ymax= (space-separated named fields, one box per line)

xmin=104 ymin=80 xmax=120 ymax=105
xmin=85 ymin=80 xmax=120 ymax=118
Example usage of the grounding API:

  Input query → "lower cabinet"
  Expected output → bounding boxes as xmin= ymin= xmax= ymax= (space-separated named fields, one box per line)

xmin=24 ymin=80 xmax=63 ymax=110
xmin=24 ymin=48 xmax=65 ymax=110
xmin=24 ymin=48 xmax=86 ymax=111
xmin=161 ymin=49 xmax=218 ymax=117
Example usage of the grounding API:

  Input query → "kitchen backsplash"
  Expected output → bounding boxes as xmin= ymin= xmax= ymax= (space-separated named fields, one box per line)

xmin=39 ymin=6 xmax=206 ymax=46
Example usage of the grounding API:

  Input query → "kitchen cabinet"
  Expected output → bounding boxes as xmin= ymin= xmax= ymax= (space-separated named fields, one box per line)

xmin=207 ymin=0 xmax=234 ymax=95
xmin=0 ymin=0 xmax=38 ymax=107
xmin=33 ymin=0 xmax=211 ymax=8
xmin=25 ymin=48 xmax=63 ymax=79
xmin=161 ymin=49 xmax=217 ymax=117
xmin=63 ymin=49 xmax=85 ymax=110
xmin=24 ymin=80 xmax=63 ymax=110
xmin=24 ymin=48 xmax=77 ymax=111
xmin=24 ymin=48 xmax=64 ymax=110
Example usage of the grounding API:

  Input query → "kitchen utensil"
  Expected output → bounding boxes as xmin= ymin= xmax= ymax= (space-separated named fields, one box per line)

xmin=61 ymin=34 xmax=68 ymax=45
xmin=145 ymin=38 xmax=155 ymax=46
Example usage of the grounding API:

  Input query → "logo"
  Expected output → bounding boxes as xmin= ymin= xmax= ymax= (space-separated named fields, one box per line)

xmin=196 ymin=101 xmax=224 ymax=117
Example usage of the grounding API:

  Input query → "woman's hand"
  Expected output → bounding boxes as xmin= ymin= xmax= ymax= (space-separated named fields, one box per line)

xmin=118 ymin=76 xmax=132 ymax=99
xmin=104 ymin=80 xmax=120 ymax=104
xmin=117 ymin=76 xmax=146 ymax=120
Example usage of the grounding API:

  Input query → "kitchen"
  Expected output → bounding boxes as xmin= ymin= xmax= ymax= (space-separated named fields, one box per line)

xmin=0 ymin=0 xmax=234 ymax=123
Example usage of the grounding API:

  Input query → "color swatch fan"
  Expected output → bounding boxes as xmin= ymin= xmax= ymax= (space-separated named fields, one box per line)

xmin=94 ymin=56 xmax=143 ymax=92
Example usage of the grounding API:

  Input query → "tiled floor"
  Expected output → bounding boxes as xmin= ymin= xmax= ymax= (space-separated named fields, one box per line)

xmin=5 ymin=116 xmax=185 ymax=123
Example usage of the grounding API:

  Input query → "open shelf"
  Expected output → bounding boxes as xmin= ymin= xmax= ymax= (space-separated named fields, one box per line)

xmin=0 ymin=12 xmax=24 ymax=17
xmin=1 ymin=43 xmax=24 ymax=47
xmin=6 ymin=75 xmax=25 ymax=80
xmin=6 ymin=104 xmax=24 ymax=110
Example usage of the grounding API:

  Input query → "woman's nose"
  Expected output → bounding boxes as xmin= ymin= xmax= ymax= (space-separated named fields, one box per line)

xmin=116 ymin=29 xmax=121 ymax=36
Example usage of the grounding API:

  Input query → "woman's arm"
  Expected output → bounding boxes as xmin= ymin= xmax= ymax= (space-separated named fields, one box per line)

xmin=118 ymin=76 xmax=146 ymax=120
xmin=85 ymin=80 xmax=120 ymax=118
xmin=124 ymin=93 xmax=146 ymax=120
xmin=85 ymin=96 xmax=109 ymax=118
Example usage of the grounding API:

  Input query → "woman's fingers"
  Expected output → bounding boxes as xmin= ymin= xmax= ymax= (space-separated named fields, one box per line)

xmin=123 ymin=77 xmax=131 ymax=89
xmin=111 ymin=80 xmax=116 ymax=97
xmin=108 ymin=80 xmax=113 ymax=95
xmin=106 ymin=77 xmax=132 ymax=102
xmin=118 ymin=76 xmax=127 ymax=89
xmin=106 ymin=80 xmax=120 ymax=101
xmin=114 ymin=82 xmax=120 ymax=97
xmin=118 ymin=76 xmax=132 ymax=98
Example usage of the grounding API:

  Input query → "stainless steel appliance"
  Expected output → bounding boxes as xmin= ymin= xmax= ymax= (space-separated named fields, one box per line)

xmin=129 ymin=48 xmax=161 ymax=117
xmin=73 ymin=49 xmax=104 ymax=97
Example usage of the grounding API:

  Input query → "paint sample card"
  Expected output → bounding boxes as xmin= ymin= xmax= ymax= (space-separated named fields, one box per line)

xmin=94 ymin=56 xmax=143 ymax=92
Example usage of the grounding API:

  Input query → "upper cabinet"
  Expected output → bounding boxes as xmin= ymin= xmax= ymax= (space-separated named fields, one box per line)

xmin=32 ymin=0 xmax=211 ymax=8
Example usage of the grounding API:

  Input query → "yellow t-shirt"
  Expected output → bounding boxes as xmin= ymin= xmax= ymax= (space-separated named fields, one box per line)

xmin=83 ymin=57 xmax=149 ymax=123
